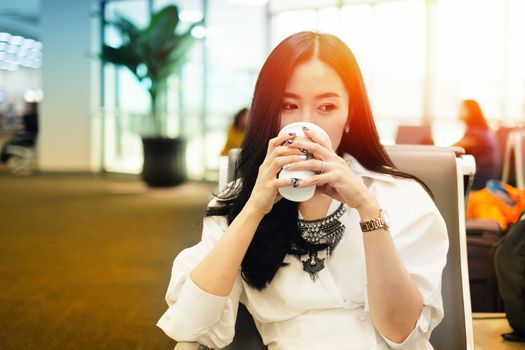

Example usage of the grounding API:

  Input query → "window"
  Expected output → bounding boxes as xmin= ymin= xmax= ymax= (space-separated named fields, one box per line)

xmin=271 ymin=9 xmax=317 ymax=47
xmin=371 ymin=1 xmax=425 ymax=121
xmin=100 ymin=0 xmax=265 ymax=179
xmin=270 ymin=0 xmax=426 ymax=144
xmin=102 ymin=0 xmax=150 ymax=174
xmin=269 ymin=0 xmax=525 ymax=146
xmin=433 ymin=0 xmax=506 ymax=121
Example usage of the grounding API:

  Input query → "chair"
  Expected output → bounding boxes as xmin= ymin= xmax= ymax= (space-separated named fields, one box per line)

xmin=1 ymin=131 xmax=38 ymax=176
xmin=502 ymin=129 xmax=525 ymax=189
xmin=466 ymin=129 xmax=524 ymax=312
xmin=495 ymin=126 xmax=523 ymax=181
xmin=175 ymin=146 xmax=475 ymax=350
xmin=4 ymin=144 xmax=37 ymax=176
xmin=395 ymin=125 xmax=434 ymax=145
xmin=385 ymin=145 xmax=475 ymax=350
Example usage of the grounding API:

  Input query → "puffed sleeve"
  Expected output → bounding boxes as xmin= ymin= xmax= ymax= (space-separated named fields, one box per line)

xmin=156 ymin=196 xmax=243 ymax=349
xmin=365 ymin=179 xmax=449 ymax=348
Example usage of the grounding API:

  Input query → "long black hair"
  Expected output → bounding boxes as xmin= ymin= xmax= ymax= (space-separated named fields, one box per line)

xmin=207 ymin=31 xmax=430 ymax=290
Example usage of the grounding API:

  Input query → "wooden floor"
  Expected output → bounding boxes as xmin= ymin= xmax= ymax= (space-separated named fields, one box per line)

xmin=474 ymin=314 xmax=525 ymax=350
xmin=1 ymin=172 xmax=524 ymax=349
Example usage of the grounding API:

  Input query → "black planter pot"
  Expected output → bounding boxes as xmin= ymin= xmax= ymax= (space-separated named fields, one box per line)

xmin=141 ymin=137 xmax=187 ymax=187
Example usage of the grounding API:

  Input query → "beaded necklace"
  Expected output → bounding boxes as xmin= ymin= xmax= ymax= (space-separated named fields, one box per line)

xmin=292 ymin=203 xmax=347 ymax=281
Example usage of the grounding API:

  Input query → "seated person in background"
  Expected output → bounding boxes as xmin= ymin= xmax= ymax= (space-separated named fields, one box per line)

xmin=21 ymin=101 xmax=39 ymax=135
xmin=453 ymin=99 xmax=497 ymax=190
xmin=0 ymin=101 xmax=39 ymax=164
xmin=220 ymin=107 xmax=249 ymax=156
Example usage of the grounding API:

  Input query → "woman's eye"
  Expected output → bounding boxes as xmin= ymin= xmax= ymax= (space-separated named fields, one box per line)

xmin=282 ymin=102 xmax=298 ymax=111
xmin=319 ymin=104 xmax=336 ymax=112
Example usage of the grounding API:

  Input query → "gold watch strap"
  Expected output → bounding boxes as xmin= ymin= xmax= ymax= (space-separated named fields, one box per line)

xmin=359 ymin=209 xmax=389 ymax=232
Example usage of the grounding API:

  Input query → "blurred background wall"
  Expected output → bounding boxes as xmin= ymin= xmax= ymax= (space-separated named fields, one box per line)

xmin=0 ymin=0 xmax=524 ymax=177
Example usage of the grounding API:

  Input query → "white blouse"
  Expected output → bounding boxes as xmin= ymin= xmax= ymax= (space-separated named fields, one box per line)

xmin=157 ymin=153 xmax=449 ymax=350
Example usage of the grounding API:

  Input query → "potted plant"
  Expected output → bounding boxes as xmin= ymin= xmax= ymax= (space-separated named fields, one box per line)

xmin=100 ymin=5 xmax=201 ymax=186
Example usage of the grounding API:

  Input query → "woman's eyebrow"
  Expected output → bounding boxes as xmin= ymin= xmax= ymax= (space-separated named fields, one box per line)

xmin=283 ymin=92 xmax=300 ymax=99
xmin=283 ymin=92 xmax=340 ymax=99
xmin=315 ymin=92 xmax=340 ymax=99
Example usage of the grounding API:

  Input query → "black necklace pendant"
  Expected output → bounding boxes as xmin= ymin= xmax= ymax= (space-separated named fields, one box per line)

xmin=301 ymin=251 xmax=325 ymax=281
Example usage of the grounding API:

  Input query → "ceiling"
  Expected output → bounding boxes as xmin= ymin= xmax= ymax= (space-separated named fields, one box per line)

xmin=0 ymin=0 xmax=40 ymax=39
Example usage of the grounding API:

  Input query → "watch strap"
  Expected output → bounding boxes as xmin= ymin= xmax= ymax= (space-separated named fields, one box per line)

xmin=359 ymin=209 xmax=389 ymax=232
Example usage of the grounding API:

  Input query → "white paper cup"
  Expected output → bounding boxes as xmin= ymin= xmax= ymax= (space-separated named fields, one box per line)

xmin=277 ymin=122 xmax=331 ymax=202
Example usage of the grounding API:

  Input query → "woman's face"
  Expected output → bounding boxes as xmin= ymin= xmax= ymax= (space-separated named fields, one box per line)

xmin=279 ymin=58 xmax=349 ymax=151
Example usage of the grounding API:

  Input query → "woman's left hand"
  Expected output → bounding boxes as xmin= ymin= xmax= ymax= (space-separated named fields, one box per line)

xmin=284 ymin=127 xmax=378 ymax=213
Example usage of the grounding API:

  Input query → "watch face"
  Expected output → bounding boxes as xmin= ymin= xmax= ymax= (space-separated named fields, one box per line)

xmin=382 ymin=209 xmax=390 ymax=227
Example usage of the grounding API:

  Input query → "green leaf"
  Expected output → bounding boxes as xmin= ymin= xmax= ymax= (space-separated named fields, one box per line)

xmin=140 ymin=5 xmax=180 ymax=54
xmin=109 ymin=14 xmax=141 ymax=43
xmin=100 ymin=44 xmax=141 ymax=79
xmin=157 ymin=28 xmax=198 ymax=82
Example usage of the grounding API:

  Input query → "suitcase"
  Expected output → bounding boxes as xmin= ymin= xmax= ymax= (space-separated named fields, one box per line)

xmin=466 ymin=219 xmax=505 ymax=312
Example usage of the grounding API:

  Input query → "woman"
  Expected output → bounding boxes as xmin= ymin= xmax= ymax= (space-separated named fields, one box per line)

xmin=157 ymin=32 xmax=448 ymax=349
xmin=454 ymin=99 xmax=497 ymax=190
xmin=220 ymin=108 xmax=249 ymax=156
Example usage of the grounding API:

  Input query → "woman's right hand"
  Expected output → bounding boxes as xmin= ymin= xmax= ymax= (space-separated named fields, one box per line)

xmin=245 ymin=133 xmax=306 ymax=216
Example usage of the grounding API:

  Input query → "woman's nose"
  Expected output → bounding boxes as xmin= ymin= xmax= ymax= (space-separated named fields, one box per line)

xmin=300 ymin=110 xmax=316 ymax=123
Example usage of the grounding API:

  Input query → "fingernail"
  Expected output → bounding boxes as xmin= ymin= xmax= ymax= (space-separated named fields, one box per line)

xmin=287 ymin=139 xmax=294 ymax=144
xmin=291 ymin=178 xmax=301 ymax=188
xmin=298 ymin=155 xmax=307 ymax=160
xmin=299 ymin=148 xmax=314 ymax=158
xmin=283 ymin=163 xmax=291 ymax=170
xmin=288 ymin=132 xmax=296 ymax=137
xmin=302 ymin=126 xmax=309 ymax=131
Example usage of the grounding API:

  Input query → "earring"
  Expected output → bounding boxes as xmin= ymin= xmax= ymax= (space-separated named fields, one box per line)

xmin=344 ymin=124 xmax=350 ymax=134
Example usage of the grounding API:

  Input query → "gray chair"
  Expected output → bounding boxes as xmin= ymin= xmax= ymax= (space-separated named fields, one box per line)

xmin=385 ymin=145 xmax=475 ymax=350
xmin=175 ymin=146 xmax=475 ymax=350
xmin=395 ymin=125 xmax=434 ymax=145
xmin=502 ymin=129 xmax=525 ymax=189
xmin=495 ymin=126 xmax=525 ymax=181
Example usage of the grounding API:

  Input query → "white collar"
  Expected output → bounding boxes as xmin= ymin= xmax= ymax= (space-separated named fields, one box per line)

xmin=342 ymin=153 xmax=397 ymax=184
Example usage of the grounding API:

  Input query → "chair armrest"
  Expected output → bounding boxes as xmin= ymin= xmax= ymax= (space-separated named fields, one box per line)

xmin=174 ymin=342 xmax=212 ymax=350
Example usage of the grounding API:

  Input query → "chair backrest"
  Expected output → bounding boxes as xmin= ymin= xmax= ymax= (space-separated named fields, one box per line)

xmin=215 ymin=146 xmax=475 ymax=350
xmin=385 ymin=145 xmax=474 ymax=350
xmin=502 ymin=129 xmax=525 ymax=189
xmin=495 ymin=126 xmax=525 ymax=181
xmin=395 ymin=125 xmax=434 ymax=145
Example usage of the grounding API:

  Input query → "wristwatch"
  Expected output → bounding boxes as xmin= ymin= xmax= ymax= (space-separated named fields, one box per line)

xmin=359 ymin=209 xmax=390 ymax=232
